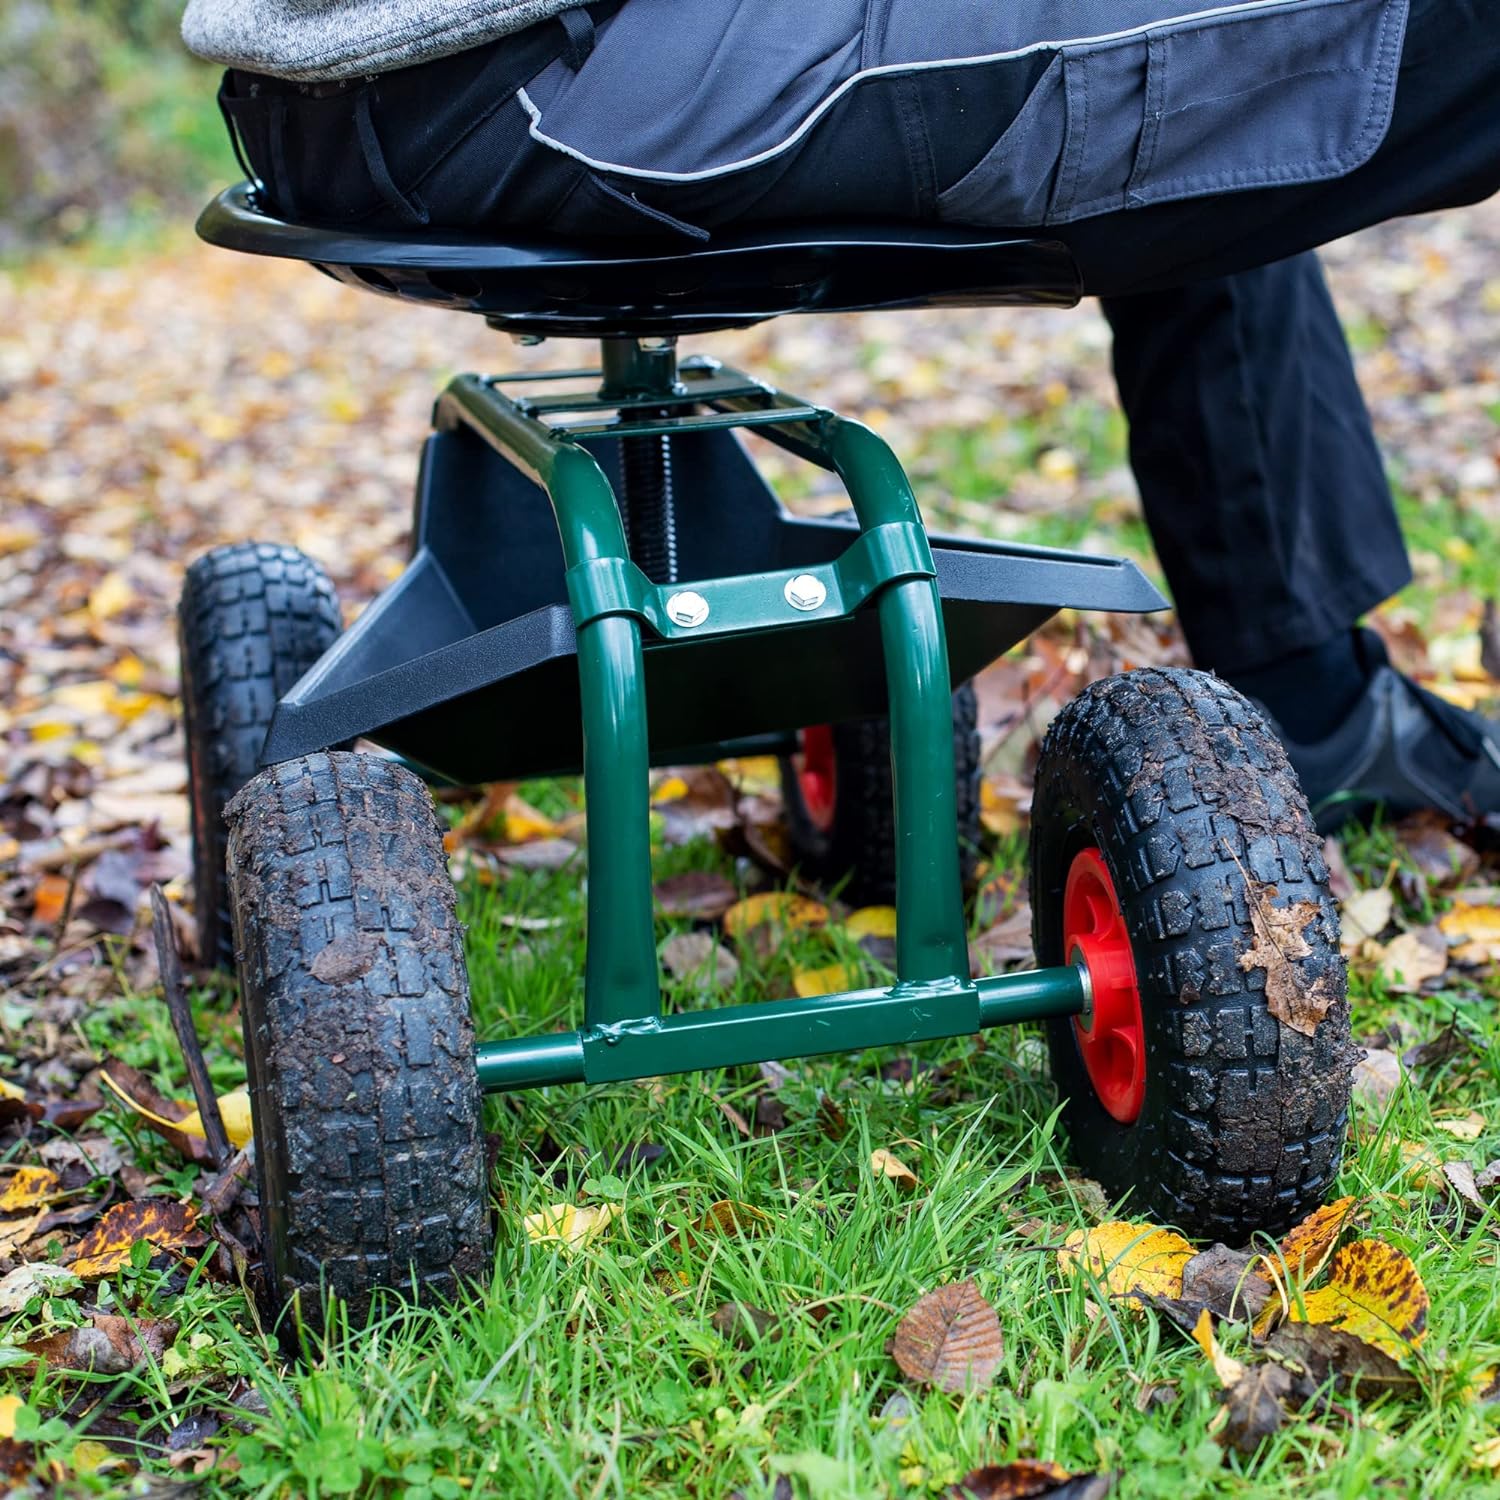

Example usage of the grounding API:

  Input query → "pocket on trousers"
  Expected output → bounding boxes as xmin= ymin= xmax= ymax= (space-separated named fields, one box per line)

xmin=1052 ymin=0 xmax=1409 ymax=224
xmin=934 ymin=53 xmax=1067 ymax=227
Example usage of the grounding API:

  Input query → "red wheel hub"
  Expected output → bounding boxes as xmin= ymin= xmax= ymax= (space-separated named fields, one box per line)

xmin=1063 ymin=847 xmax=1145 ymax=1125
xmin=795 ymin=724 xmax=837 ymax=833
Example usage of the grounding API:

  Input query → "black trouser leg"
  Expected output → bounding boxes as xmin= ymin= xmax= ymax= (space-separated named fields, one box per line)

xmin=1100 ymin=252 xmax=1410 ymax=675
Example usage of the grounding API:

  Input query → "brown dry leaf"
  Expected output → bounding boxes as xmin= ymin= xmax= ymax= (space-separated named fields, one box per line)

xmin=892 ymin=1279 xmax=1004 ymax=1394
xmin=1235 ymin=885 xmax=1333 ymax=1036
xmin=1352 ymin=1049 xmax=1403 ymax=1109
xmin=1274 ymin=1196 xmax=1362 ymax=1279
xmin=31 ymin=873 xmax=71 ymax=926
xmin=25 ymin=1313 xmax=177 ymax=1375
xmin=660 ymin=931 xmax=739 ymax=988
xmin=1395 ymin=813 xmax=1480 ymax=886
xmin=710 ymin=1302 xmax=780 ymax=1348
xmin=1290 ymin=1238 xmax=1428 ymax=1361
xmin=1441 ymin=1161 xmax=1486 ymax=1215
xmin=870 ymin=1148 xmax=919 ymax=1191
xmin=948 ymin=1460 xmax=1111 ymax=1499
xmin=1058 ymin=1222 xmax=1195 ymax=1300
xmin=1440 ymin=899 xmax=1500 ymax=965
xmin=65 ymin=1200 xmax=204 ymax=1277
xmin=1219 ymin=1363 xmax=1296 ymax=1455
xmin=100 ymin=1059 xmax=213 ymax=1165
xmin=1376 ymin=929 xmax=1448 ymax=992
xmin=722 ymin=892 xmax=828 ymax=943
xmin=0 ymin=1167 xmax=64 ymax=1214
xmin=652 ymin=871 xmax=739 ymax=923
xmin=699 ymin=1200 xmax=772 ymax=1238
xmin=1180 ymin=1245 xmax=1272 ymax=1323
xmin=1433 ymin=1110 xmax=1486 ymax=1141
xmin=1265 ymin=1321 xmax=1421 ymax=1396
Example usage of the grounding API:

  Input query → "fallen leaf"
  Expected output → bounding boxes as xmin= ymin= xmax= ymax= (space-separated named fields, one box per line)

xmin=722 ymin=892 xmax=828 ymax=943
xmin=1192 ymin=1309 xmax=1246 ymax=1388
xmin=65 ymin=1200 xmax=205 ymax=1277
xmin=1339 ymin=887 xmax=1394 ymax=952
xmin=1440 ymin=899 xmax=1500 ymax=965
xmin=1476 ymin=1160 xmax=1500 ymax=1194
xmin=792 ymin=962 xmax=858 ymax=998
xmin=1265 ymin=1321 xmax=1421 ymax=1395
xmin=31 ymin=873 xmax=71 ymax=926
xmin=521 ymin=1202 xmax=622 ymax=1251
xmin=0 ymin=1396 xmax=21 ymax=1440
xmin=25 ymin=1313 xmax=177 ymax=1375
xmin=0 ymin=1263 xmax=83 ymax=1314
xmin=1352 ymin=1049 xmax=1403 ymax=1109
xmin=870 ymin=1149 xmax=919 ymax=1191
xmin=892 ymin=1280 xmax=1004 ymax=1394
xmin=1180 ymin=1245 xmax=1272 ymax=1323
xmin=698 ymin=1200 xmax=771 ymax=1238
xmin=845 ymin=906 xmax=898 ymax=941
xmin=1442 ymin=1161 xmax=1485 ymax=1215
xmin=979 ymin=778 xmax=1026 ymax=838
xmin=1376 ymin=929 xmax=1448 ymax=991
xmin=949 ymin=1460 xmax=1112 ymax=1499
xmin=1394 ymin=813 xmax=1480 ymax=886
xmin=1274 ymin=1197 xmax=1362 ymax=1279
xmin=1433 ymin=1110 xmax=1486 ymax=1141
xmin=660 ymin=931 xmax=739 ymax=988
xmin=1404 ymin=1020 xmax=1479 ymax=1070
xmin=0 ymin=1167 xmax=63 ymax=1214
xmin=1058 ymin=1222 xmax=1195 ymax=1300
xmin=711 ymin=1302 xmax=780 ymax=1348
xmin=101 ymin=1070 xmax=253 ymax=1151
xmin=653 ymin=871 xmax=739 ymax=922
xmin=1235 ymin=886 xmax=1333 ymax=1036
xmin=1219 ymin=1363 xmax=1295 ymax=1455
xmin=1290 ymin=1239 xmax=1428 ymax=1361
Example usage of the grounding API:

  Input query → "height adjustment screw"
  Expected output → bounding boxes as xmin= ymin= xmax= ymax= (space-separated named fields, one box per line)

xmin=665 ymin=590 xmax=710 ymax=628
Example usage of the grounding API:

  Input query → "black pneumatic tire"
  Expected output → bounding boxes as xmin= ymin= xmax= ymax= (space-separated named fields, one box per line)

xmin=180 ymin=542 xmax=344 ymax=970
xmin=1030 ymin=668 xmax=1353 ymax=1241
xmin=226 ymin=751 xmax=490 ymax=1327
xmin=781 ymin=683 xmax=982 ymax=906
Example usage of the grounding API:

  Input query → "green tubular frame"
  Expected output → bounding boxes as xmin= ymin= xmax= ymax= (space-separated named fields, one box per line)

xmin=434 ymin=346 xmax=1087 ymax=1092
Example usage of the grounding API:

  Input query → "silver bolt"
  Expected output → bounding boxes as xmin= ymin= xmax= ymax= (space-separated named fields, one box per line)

xmin=665 ymin=590 xmax=710 ymax=628
xmin=784 ymin=574 xmax=827 ymax=612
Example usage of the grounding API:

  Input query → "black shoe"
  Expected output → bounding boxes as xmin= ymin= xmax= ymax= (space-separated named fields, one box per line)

xmin=1253 ymin=633 xmax=1500 ymax=832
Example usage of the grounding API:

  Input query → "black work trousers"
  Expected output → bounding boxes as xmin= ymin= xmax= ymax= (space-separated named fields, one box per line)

xmin=224 ymin=0 xmax=1496 ymax=674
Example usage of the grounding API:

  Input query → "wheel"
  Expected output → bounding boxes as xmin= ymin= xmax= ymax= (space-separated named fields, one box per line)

xmin=780 ymin=683 xmax=982 ymax=906
xmin=1029 ymin=668 xmax=1353 ymax=1240
xmin=179 ymin=542 xmax=344 ymax=969
xmin=225 ymin=751 xmax=490 ymax=1327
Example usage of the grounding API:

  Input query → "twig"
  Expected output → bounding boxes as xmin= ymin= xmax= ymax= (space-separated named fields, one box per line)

xmin=150 ymin=884 xmax=231 ymax=1169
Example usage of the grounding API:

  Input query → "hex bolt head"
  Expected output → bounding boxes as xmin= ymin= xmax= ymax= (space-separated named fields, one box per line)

xmin=784 ymin=574 xmax=828 ymax=612
xmin=665 ymin=590 xmax=710 ymax=628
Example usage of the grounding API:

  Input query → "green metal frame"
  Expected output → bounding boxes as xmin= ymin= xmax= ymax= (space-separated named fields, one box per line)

xmin=436 ymin=341 xmax=1087 ymax=1092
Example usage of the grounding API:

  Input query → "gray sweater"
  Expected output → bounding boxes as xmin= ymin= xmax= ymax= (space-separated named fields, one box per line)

xmin=181 ymin=0 xmax=582 ymax=81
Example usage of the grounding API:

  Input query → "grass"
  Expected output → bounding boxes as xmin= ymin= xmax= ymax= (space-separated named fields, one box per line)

xmin=11 ymin=802 xmax=1500 ymax=1498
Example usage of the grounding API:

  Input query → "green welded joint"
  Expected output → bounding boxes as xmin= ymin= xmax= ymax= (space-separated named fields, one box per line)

xmin=473 ymin=963 xmax=1088 ymax=1093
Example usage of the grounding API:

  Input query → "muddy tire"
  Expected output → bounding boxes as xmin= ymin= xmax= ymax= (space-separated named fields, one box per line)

xmin=226 ymin=751 xmax=490 ymax=1328
xmin=180 ymin=542 xmax=343 ymax=970
xmin=781 ymin=684 xmax=982 ymax=906
xmin=1030 ymin=668 xmax=1353 ymax=1241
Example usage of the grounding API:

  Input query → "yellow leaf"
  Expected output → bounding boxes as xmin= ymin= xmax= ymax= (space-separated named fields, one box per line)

xmin=0 ymin=1079 xmax=27 ymax=1101
xmin=67 ymin=1200 xmax=202 ymax=1278
xmin=980 ymin=780 xmax=1022 ymax=838
xmin=722 ymin=892 xmax=828 ymax=942
xmin=88 ymin=571 xmax=135 ymax=622
xmin=870 ymin=1149 xmax=918 ymax=1190
xmin=1440 ymin=900 xmax=1500 ymax=964
xmin=698 ymin=1200 xmax=771 ymax=1237
xmin=1273 ymin=1196 xmax=1362 ymax=1279
xmin=792 ymin=963 xmax=857 ymax=998
xmin=502 ymin=793 xmax=559 ymax=844
xmin=0 ymin=1166 xmax=63 ymax=1213
xmin=651 ymin=775 xmax=690 ymax=804
xmin=1290 ymin=1239 xmax=1428 ymax=1361
xmin=1192 ymin=1308 xmax=1246 ymax=1388
xmin=522 ymin=1202 xmax=621 ymax=1250
xmin=1058 ymin=1221 xmax=1195 ymax=1300
xmin=1474 ymin=1436 xmax=1500 ymax=1473
xmin=100 ymin=1073 xmax=254 ymax=1149
xmin=845 ymin=907 xmax=898 ymax=941
xmin=0 ymin=1394 xmax=21 ymax=1439
xmin=69 ymin=1440 xmax=119 ymax=1474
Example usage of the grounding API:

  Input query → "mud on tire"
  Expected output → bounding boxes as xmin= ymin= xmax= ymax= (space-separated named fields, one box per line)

xmin=781 ymin=683 xmax=982 ymax=906
xmin=1030 ymin=668 xmax=1354 ymax=1241
xmin=180 ymin=542 xmax=343 ymax=970
xmin=226 ymin=751 xmax=490 ymax=1327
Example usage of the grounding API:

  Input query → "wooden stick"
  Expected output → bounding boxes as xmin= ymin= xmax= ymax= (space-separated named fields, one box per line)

xmin=150 ymin=884 xmax=232 ymax=1169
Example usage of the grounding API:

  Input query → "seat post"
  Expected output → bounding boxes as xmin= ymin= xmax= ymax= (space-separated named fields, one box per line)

xmin=599 ymin=337 xmax=684 ymax=585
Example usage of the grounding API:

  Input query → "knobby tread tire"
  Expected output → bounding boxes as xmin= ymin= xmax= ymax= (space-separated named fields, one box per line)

xmin=781 ymin=683 xmax=982 ymax=906
xmin=180 ymin=542 xmax=343 ymax=970
xmin=1030 ymin=668 xmax=1354 ymax=1241
xmin=226 ymin=751 xmax=490 ymax=1327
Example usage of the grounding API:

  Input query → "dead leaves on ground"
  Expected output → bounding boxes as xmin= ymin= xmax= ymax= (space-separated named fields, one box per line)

xmin=892 ymin=1280 xmax=1004 ymax=1395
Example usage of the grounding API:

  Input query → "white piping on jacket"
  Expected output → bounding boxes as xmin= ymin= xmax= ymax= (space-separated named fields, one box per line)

xmin=515 ymin=0 xmax=1360 ymax=181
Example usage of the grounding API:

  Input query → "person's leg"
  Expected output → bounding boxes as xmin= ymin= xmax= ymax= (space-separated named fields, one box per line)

xmin=1100 ymin=250 xmax=1409 ymax=722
